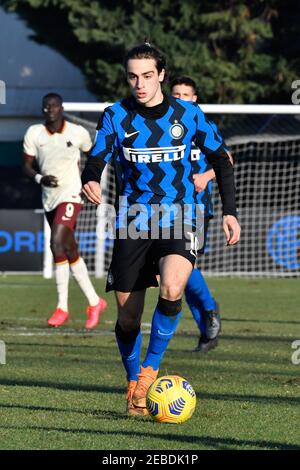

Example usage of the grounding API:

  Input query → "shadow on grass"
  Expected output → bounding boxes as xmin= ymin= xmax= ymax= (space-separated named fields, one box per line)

xmin=5 ymin=341 xmax=101 ymax=350
xmin=0 ymin=378 xmax=123 ymax=394
xmin=221 ymin=334 xmax=298 ymax=343
xmin=4 ymin=331 xmax=297 ymax=347
xmin=4 ymin=354 xmax=118 ymax=367
xmin=0 ymin=378 xmax=299 ymax=406
xmin=180 ymin=348 xmax=294 ymax=366
xmin=0 ymin=403 xmax=128 ymax=421
xmin=179 ymin=333 xmax=297 ymax=343
xmin=222 ymin=318 xmax=300 ymax=326
xmin=0 ymin=424 xmax=298 ymax=450
xmin=198 ymin=391 xmax=300 ymax=406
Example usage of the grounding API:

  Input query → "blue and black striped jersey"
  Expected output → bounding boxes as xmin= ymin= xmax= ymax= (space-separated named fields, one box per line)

xmin=82 ymin=95 xmax=236 ymax=228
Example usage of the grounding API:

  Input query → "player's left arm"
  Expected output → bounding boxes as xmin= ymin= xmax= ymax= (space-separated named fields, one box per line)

xmin=81 ymin=109 xmax=117 ymax=204
xmin=194 ymin=107 xmax=240 ymax=245
xmin=193 ymin=150 xmax=234 ymax=193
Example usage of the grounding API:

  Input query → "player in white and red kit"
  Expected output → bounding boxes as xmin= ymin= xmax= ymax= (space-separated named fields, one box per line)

xmin=23 ymin=93 xmax=107 ymax=328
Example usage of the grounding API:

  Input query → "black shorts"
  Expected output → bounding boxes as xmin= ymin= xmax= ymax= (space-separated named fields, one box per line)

xmin=106 ymin=230 xmax=200 ymax=293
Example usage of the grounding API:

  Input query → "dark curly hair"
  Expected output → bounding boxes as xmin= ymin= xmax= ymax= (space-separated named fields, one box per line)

xmin=124 ymin=40 xmax=166 ymax=76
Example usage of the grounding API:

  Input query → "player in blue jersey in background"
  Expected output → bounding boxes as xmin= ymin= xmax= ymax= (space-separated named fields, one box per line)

xmin=82 ymin=42 xmax=240 ymax=417
xmin=171 ymin=77 xmax=231 ymax=353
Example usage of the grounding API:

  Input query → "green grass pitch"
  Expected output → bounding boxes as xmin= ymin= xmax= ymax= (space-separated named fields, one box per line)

xmin=0 ymin=275 xmax=299 ymax=450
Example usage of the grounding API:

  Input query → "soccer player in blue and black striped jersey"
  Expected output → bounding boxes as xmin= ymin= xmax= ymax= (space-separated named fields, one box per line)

xmin=82 ymin=42 xmax=240 ymax=416
xmin=171 ymin=77 xmax=228 ymax=353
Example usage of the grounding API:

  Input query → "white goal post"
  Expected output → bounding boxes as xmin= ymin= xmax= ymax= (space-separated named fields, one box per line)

xmin=64 ymin=103 xmax=299 ymax=114
xmin=43 ymin=103 xmax=300 ymax=279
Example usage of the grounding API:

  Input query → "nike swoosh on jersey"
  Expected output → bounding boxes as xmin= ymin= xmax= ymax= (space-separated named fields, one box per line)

xmin=124 ymin=131 xmax=140 ymax=138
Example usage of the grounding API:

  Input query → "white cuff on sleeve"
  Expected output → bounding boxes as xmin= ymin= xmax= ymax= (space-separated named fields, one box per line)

xmin=34 ymin=174 xmax=43 ymax=184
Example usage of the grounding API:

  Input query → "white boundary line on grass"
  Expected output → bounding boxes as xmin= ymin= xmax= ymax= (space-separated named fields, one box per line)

xmin=0 ymin=326 xmax=295 ymax=338
xmin=0 ymin=323 xmax=152 ymax=337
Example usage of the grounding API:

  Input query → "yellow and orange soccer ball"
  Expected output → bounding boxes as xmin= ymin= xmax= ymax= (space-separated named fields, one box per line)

xmin=146 ymin=375 xmax=196 ymax=424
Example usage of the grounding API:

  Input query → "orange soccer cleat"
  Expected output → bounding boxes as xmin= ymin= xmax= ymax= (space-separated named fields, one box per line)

xmin=127 ymin=380 xmax=149 ymax=416
xmin=85 ymin=298 xmax=107 ymax=329
xmin=47 ymin=308 xmax=69 ymax=327
xmin=132 ymin=366 xmax=159 ymax=409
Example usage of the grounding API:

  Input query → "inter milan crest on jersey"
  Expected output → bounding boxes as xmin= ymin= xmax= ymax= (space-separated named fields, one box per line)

xmin=169 ymin=122 xmax=184 ymax=140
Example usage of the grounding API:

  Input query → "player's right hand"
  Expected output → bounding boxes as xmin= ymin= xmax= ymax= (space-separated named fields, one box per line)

xmin=41 ymin=175 xmax=59 ymax=187
xmin=82 ymin=181 xmax=102 ymax=204
xmin=223 ymin=215 xmax=241 ymax=245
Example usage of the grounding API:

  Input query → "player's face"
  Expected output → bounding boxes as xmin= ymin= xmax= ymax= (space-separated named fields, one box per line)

xmin=127 ymin=58 xmax=165 ymax=107
xmin=42 ymin=97 xmax=64 ymax=123
xmin=172 ymin=84 xmax=197 ymax=102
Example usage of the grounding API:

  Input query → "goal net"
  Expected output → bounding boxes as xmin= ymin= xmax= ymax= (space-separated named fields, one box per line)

xmin=57 ymin=106 xmax=300 ymax=278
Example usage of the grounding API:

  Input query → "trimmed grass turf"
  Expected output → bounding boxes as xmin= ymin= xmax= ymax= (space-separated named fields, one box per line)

xmin=0 ymin=275 xmax=299 ymax=450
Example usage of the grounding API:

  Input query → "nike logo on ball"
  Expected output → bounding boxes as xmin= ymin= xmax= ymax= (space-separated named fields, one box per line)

xmin=124 ymin=131 xmax=139 ymax=138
